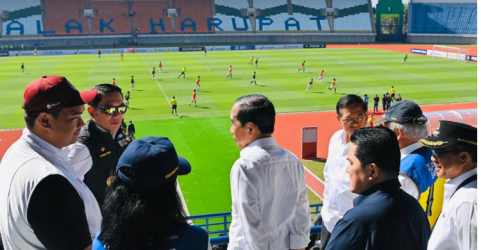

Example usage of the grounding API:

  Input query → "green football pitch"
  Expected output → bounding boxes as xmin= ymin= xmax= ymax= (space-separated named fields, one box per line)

xmin=0 ymin=48 xmax=476 ymax=215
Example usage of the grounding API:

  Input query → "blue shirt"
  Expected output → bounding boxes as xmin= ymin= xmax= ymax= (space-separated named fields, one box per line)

xmin=325 ymin=178 xmax=431 ymax=250
xmin=400 ymin=146 xmax=437 ymax=195
xmin=92 ymin=225 xmax=210 ymax=250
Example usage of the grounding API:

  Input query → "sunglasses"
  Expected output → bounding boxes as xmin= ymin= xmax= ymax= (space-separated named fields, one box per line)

xmin=96 ymin=105 xmax=128 ymax=115
xmin=341 ymin=116 xmax=367 ymax=124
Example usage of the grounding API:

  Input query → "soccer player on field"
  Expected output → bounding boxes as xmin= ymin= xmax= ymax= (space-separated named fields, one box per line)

xmin=159 ymin=61 xmax=162 ymax=73
xmin=131 ymin=76 xmax=135 ymax=90
xmin=227 ymin=66 xmax=233 ymax=78
xmin=306 ymin=79 xmax=314 ymax=92
xmin=204 ymin=48 xmax=207 ymax=57
xmin=250 ymin=72 xmax=257 ymax=86
xmin=125 ymin=91 xmax=131 ymax=107
xmin=178 ymin=67 xmax=186 ymax=78
xmin=21 ymin=63 xmax=24 ymax=73
xmin=151 ymin=67 xmax=156 ymax=79
xmin=403 ymin=54 xmax=408 ymax=63
xmin=298 ymin=61 xmax=306 ymax=72
xmin=390 ymin=86 xmax=396 ymax=102
xmin=34 ymin=49 xmax=37 ymax=57
xmin=189 ymin=90 xmax=197 ymax=107
xmin=327 ymin=78 xmax=336 ymax=93
xmin=318 ymin=70 xmax=324 ymax=82
xmin=121 ymin=53 xmax=123 ymax=60
xmin=193 ymin=76 xmax=201 ymax=91
xmin=112 ymin=78 xmax=116 ymax=86
xmin=98 ymin=50 xmax=101 ymax=58
xmin=248 ymin=56 xmax=253 ymax=65
xmin=171 ymin=96 xmax=177 ymax=116
xmin=255 ymin=58 xmax=258 ymax=68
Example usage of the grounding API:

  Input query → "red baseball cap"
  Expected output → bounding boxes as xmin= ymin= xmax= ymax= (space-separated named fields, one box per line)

xmin=23 ymin=76 xmax=98 ymax=113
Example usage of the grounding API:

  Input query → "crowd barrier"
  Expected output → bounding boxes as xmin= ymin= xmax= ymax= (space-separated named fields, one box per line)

xmin=7 ymin=43 xmax=325 ymax=57
xmin=188 ymin=203 xmax=322 ymax=246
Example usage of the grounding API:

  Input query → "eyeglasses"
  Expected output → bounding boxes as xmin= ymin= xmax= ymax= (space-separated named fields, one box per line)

xmin=433 ymin=149 xmax=463 ymax=159
xmin=341 ymin=116 xmax=367 ymax=124
xmin=96 ymin=105 xmax=128 ymax=115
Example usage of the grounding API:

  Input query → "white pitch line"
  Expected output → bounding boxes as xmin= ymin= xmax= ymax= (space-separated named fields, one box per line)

xmin=140 ymin=54 xmax=191 ymax=220
xmin=176 ymin=182 xmax=191 ymax=218
xmin=139 ymin=54 xmax=171 ymax=105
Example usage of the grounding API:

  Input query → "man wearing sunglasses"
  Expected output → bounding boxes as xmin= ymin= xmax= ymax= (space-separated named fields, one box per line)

xmin=69 ymin=84 xmax=129 ymax=207
xmin=419 ymin=121 xmax=477 ymax=250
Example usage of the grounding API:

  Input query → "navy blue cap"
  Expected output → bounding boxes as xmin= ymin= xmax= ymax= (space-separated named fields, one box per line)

xmin=116 ymin=137 xmax=191 ymax=188
xmin=419 ymin=120 xmax=477 ymax=148
xmin=375 ymin=100 xmax=427 ymax=125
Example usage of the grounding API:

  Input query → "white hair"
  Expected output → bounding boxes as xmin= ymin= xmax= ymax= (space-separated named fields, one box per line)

xmin=387 ymin=122 xmax=429 ymax=141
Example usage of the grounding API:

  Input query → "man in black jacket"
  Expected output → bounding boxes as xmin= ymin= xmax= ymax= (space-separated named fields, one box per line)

xmin=326 ymin=127 xmax=431 ymax=250
xmin=69 ymin=84 xmax=129 ymax=207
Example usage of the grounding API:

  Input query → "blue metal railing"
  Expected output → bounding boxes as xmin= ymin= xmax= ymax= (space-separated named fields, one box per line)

xmin=209 ymin=226 xmax=322 ymax=245
xmin=187 ymin=203 xmax=323 ymax=245
xmin=187 ymin=203 xmax=322 ymax=235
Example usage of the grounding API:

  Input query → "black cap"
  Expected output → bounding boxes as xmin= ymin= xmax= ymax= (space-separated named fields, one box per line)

xmin=419 ymin=120 xmax=477 ymax=148
xmin=116 ymin=137 xmax=191 ymax=188
xmin=375 ymin=100 xmax=427 ymax=125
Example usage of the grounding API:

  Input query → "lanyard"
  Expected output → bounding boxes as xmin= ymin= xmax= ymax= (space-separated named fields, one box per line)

xmin=433 ymin=174 xmax=477 ymax=230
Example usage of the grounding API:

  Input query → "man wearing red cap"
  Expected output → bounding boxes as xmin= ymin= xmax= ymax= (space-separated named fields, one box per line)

xmin=0 ymin=76 xmax=102 ymax=250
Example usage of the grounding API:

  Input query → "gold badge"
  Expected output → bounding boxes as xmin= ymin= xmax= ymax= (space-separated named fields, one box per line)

xmin=432 ymin=130 xmax=440 ymax=136
xmin=106 ymin=176 xmax=114 ymax=186
xmin=100 ymin=147 xmax=105 ymax=152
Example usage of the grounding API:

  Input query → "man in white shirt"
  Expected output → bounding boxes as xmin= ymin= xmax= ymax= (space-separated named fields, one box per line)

xmin=319 ymin=94 xmax=367 ymax=250
xmin=0 ymin=76 xmax=102 ymax=250
xmin=419 ymin=120 xmax=477 ymax=250
xmin=228 ymin=94 xmax=310 ymax=250
xmin=375 ymin=100 xmax=437 ymax=200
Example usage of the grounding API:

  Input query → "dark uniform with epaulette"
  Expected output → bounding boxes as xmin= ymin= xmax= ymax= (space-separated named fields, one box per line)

xmin=78 ymin=120 xmax=129 ymax=206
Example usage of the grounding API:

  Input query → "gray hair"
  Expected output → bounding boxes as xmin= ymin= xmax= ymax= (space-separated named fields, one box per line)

xmin=386 ymin=122 xmax=429 ymax=141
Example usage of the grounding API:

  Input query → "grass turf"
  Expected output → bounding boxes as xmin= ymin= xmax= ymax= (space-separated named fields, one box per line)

xmin=0 ymin=48 xmax=476 ymax=215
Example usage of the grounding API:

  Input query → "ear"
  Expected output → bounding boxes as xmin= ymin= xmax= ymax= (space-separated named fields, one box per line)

xmin=87 ymin=106 xmax=95 ymax=116
xmin=37 ymin=113 xmax=51 ymax=130
xmin=368 ymin=163 xmax=379 ymax=181
xmin=396 ymin=128 xmax=403 ymax=141
xmin=459 ymin=152 xmax=469 ymax=165
xmin=336 ymin=115 xmax=341 ymax=124
xmin=246 ymin=122 xmax=256 ymax=136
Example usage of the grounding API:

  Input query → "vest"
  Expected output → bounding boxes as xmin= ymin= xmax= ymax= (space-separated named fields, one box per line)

xmin=400 ymin=146 xmax=438 ymax=195
xmin=0 ymin=130 xmax=102 ymax=249
xmin=78 ymin=120 xmax=129 ymax=207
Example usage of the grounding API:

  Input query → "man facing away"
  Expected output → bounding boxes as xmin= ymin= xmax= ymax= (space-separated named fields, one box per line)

xmin=375 ymin=100 xmax=437 ymax=201
xmin=228 ymin=94 xmax=310 ymax=250
xmin=319 ymin=94 xmax=367 ymax=250
xmin=0 ymin=75 xmax=102 ymax=250
xmin=419 ymin=120 xmax=477 ymax=250
xmin=325 ymin=127 xmax=431 ymax=250
xmin=69 ymin=84 xmax=129 ymax=207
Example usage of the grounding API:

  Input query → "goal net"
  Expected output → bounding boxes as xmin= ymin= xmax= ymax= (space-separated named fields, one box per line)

xmin=432 ymin=45 xmax=469 ymax=62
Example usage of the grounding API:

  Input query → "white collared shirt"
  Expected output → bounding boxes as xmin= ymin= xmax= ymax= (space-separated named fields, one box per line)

xmin=321 ymin=129 xmax=358 ymax=233
xmin=0 ymin=129 xmax=102 ymax=250
xmin=228 ymin=137 xmax=310 ymax=250
xmin=398 ymin=142 xmax=424 ymax=199
xmin=428 ymin=167 xmax=477 ymax=250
